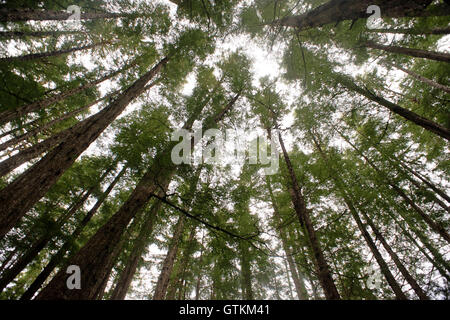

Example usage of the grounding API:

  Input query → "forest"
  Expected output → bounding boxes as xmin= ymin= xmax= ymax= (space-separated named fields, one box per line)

xmin=0 ymin=0 xmax=449 ymax=301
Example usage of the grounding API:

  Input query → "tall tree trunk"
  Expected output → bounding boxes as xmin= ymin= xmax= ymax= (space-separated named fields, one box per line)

xmin=365 ymin=41 xmax=450 ymax=63
xmin=385 ymin=206 xmax=450 ymax=282
xmin=96 ymin=236 xmax=127 ymax=300
xmin=274 ymin=0 xmax=435 ymax=30
xmin=153 ymin=215 xmax=186 ymax=300
xmin=341 ymin=190 xmax=408 ymax=300
xmin=239 ymin=241 xmax=253 ymax=300
xmin=35 ymin=93 xmax=240 ymax=299
xmin=0 ymin=64 xmax=128 ymax=126
xmin=0 ymin=41 xmax=110 ymax=64
xmin=109 ymin=199 xmax=162 ymax=300
xmin=20 ymin=167 xmax=125 ymax=300
xmin=389 ymin=63 xmax=450 ymax=94
xmin=358 ymin=137 xmax=450 ymax=213
xmin=368 ymin=27 xmax=450 ymax=36
xmin=339 ymin=152 xmax=450 ymax=280
xmin=0 ymin=91 xmax=118 ymax=152
xmin=266 ymin=177 xmax=308 ymax=300
xmin=0 ymin=58 xmax=167 ymax=239
xmin=277 ymin=130 xmax=341 ymax=300
xmin=337 ymin=74 xmax=450 ymax=140
xmin=309 ymin=132 xmax=408 ymax=299
xmin=0 ymin=129 xmax=70 ymax=177
xmin=0 ymin=30 xmax=83 ymax=39
xmin=361 ymin=210 xmax=429 ymax=300
xmin=338 ymin=130 xmax=450 ymax=244
xmin=0 ymin=164 xmax=114 ymax=293
xmin=0 ymin=8 xmax=125 ymax=22
xmin=398 ymin=162 xmax=450 ymax=204
xmin=165 ymin=225 xmax=197 ymax=300
xmin=194 ymin=234 xmax=205 ymax=300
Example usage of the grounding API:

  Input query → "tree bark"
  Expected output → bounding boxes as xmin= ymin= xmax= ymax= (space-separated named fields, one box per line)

xmin=239 ymin=241 xmax=253 ymax=300
xmin=153 ymin=215 xmax=186 ymax=300
xmin=20 ymin=167 xmax=125 ymax=300
xmin=266 ymin=177 xmax=309 ymax=300
xmin=109 ymin=199 xmax=161 ymax=300
xmin=95 ymin=236 xmax=127 ymax=300
xmin=274 ymin=0 xmax=436 ymax=30
xmin=0 ymin=58 xmax=167 ymax=239
xmin=0 ymin=128 xmax=71 ymax=177
xmin=365 ymin=41 xmax=450 ymax=63
xmin=0 ymin=164 xmax=114 ymax=293
xmin=0 ymin=41 xmax=110 ymax=64
xmin=0 ymin=30 xmax=83 ymax=39
xmin=277 ymin=130 xmax=341 ymax=300
xmin=165 ymin=225 xmax=197 ymax=300
xmin=368 ymin=26 xmax=450 ymax=36
xmin=0 ymin=64 xmax=128 ymax=126
xmin=337 ymin=74 xmax=450 ymax=140
xmin=0 ymin=91 xmax=118 ymax=152
xmin=0 ymin=8 xmax=125 ymax=22
xmin=309 ymin=132 xmax=408 ymax=299
xmin=35 ymin=93 xmax=240 ymax=299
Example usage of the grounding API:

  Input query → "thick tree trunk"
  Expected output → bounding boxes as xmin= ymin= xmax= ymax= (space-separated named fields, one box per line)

xmin=20 ymin=167 xmax=125 ymax=300
xmin=277 ymin=130 xmax=340 ymax=300
xmin=0 ymin=65 xmax=128 ymax=126
xmin=0 ymin=164 xmax=113 ymax=293
xmin=0 ymin=191 xmax=92 ymax=292
xmin=109 ymin=199 xmax=161 ymax=300
xmin=365 ymin=41 xmax=450 ymax=63
xmin=337 ymin=74 xmax=450 ymax=140
xmin=153 ymin=215 xmax=186 ymax=300
xmin=0 ymin=129 xmax=70 ymax=177
xmin=0 ymin=41 xmax=110 ymax=64
xmin=35 ymin=93 xmax=239 ymax=300
xmin=368 ymin=27 xmax=450 ymax=36
xmin=0 ymin=91 xmax=118 ymax=152
xmin=275 ymin=0 xmax=435 ymax=30
xmin=0 ymin=58 xmax=167 ymax=239
xmin=266 ymin=177 xmax=308 ymax=300
xmin=96 ymin=236 xmax=127 ymax=300
xmin=0 ymin=8 xmax=125 ymax=22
